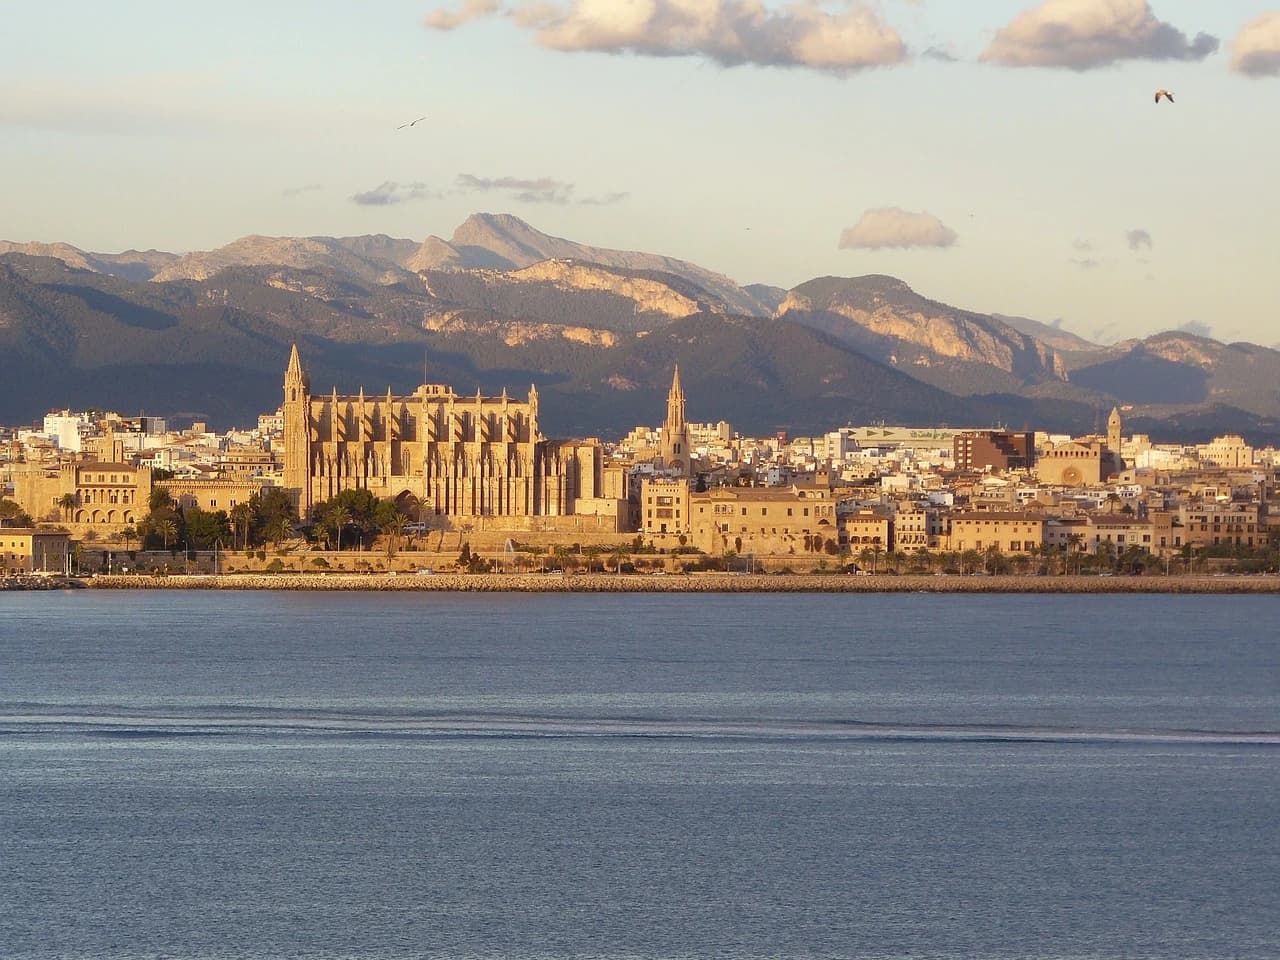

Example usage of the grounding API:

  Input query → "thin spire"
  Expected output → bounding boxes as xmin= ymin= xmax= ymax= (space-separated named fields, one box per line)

xmin=285 ymin=343 xmax=309 ymax=393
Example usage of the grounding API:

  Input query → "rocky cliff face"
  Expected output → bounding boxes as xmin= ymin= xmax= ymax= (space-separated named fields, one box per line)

xmin=778 ymin=275 xmax=1068 ymax=386
xmin=443 ymin=213 xmax=771 ymax=317
xmin=423 ymin=310 xmax=620 ymax=348
xmin=506 ymin=260 xmax=723 ymax=318
xmin=152 ymin=236 xmax=415 ymax=286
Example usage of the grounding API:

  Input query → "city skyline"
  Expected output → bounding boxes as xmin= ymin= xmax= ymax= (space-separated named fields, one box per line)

xmin=2 ymin=1 xmax=1278 ymax=346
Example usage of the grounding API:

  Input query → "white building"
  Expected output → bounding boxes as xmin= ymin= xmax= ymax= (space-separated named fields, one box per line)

xmin=42 ymin=411 xmax=92 ymax=453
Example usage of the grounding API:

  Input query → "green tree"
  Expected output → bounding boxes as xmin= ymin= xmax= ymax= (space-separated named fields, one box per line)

xmin=249 ymin=488 xmax=296 ymax=546
xmin=138 ymin=488 xmax=184 ymax=551
xmin=322 ymin=503 xmax=352 ymax=551
xmin=184 ymin=507 xmax=232 ymax=551
xmin=230 ymin=503 xmax=255 ymax=550
xmin=0 ymin=499 xmax=34 ymax=527
xmin=149 ymin=487 xmax=174 ymax=513
xmin=154 ymin=517 xmax=178 ymax=549
xmin=57 ymin=493 xmax=78 ymax=521
xmin=269 ymin=515 xmax=295 ymax=546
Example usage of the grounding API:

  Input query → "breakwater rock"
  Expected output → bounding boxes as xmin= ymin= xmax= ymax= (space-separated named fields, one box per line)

xmin=1 ymin=575 xmax=84 ymax=591
xmin=83 ymin=573 xmax=1280 ymax=594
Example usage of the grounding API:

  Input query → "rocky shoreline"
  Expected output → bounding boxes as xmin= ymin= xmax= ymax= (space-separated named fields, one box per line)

xmin=0 ymin=575 xmax=85 ymax=591
xmin=78 ymin=572 xmax=1280 ymax=593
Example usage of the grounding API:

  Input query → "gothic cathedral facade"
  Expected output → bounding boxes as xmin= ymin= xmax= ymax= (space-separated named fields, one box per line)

xmin=281 ymin=346 xmax=605 ymax=523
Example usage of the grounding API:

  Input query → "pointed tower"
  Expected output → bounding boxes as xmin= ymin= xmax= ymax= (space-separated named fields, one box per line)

xmin=282 ymin=344 xmax=313 ymax=513
xmin=1106 ymin=406 xmax=1124 ymax=476
xmin=660 ymin=366 xmax=691 ymax=477
xmin=1107 ymin=407 xmax=1122 ymax=455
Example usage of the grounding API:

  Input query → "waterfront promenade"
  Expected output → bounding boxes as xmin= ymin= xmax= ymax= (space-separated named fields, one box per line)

xmin=72 ymin=572 xmax=1280 ymax=593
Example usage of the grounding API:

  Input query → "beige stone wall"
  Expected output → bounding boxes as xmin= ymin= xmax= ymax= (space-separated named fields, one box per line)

xmin=164 ymin=479 xmax=263 ymax=513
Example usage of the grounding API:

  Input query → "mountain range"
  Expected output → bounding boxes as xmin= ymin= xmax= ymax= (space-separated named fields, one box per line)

xmin=3 ymin=213 xmax=1278 ymax=443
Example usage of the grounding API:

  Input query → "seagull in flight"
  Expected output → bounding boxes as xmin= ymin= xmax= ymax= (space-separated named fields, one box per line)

xmin=397 ymin=116 xmax=427 ymax=129
xmin=1154 ymin=89 xmax=1174 ymax=104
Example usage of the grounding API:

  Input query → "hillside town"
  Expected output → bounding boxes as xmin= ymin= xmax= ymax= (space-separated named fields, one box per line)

xmin=3 ymin=348 xmax=1279 ymax=579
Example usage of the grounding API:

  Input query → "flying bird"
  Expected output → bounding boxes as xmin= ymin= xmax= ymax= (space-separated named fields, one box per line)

xmin=1154 ymin=89 xmax=1174 ymax=104
xmin=397 ymin=116 xmax=427 ymax=129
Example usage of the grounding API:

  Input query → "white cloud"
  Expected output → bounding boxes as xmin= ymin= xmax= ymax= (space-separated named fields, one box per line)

xmin=350 ymin=181 xmax=432 ymax=206
xmin=457 ymin=174 xmax=574 ymax=204
xmin=981 ymin=0 xmax=1217 ymax=70
xmin=838 ymin=208 xmax=957 ymax=250
xmin=427 ymin=0 xmax=909 ymax=73
xmin=455 ymin=173 xmax=627 ymax=205
xmin=1230 ymin=12 xmax=1280 ymax=77
xmin=1126 ymin=228 xmax=1152 ymax=250
xmin=424 ymin=0 xmax=502 ymax=30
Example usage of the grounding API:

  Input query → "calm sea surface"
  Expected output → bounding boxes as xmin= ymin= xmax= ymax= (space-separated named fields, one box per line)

xmin=1 ymin=590 xmax=1278 ymax=960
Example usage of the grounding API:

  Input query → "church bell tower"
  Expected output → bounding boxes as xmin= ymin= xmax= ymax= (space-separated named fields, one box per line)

xmin=659 ymin=366 xmax=691 ymax=477
xmin=282 ymin=344 xmax=312 ymax=512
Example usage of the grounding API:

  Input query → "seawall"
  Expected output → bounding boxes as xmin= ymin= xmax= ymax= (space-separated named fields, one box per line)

xmin=81 ymin=573 xmax=1280 ymax=594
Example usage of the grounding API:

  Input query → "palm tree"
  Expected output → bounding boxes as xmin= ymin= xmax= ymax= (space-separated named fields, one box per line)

xmin=270 ymin=516 xmax=294 ymax=546
xmin=122 ymin=525 xmax=138 ymax=553
xmin=325 ymin=504 xmax=351 ymax=551
xmin=57 ymin=493 xmax=77 ymax=521
xmin=230 ymin=503 xmax=255 ymax=551
xmin=380 ymin=513 xmax=407 ymax=556
xmin=1065 ymin=533 xmax=1086 ymax=574
xmin=155 ymin=518 xmax=177 ymax=550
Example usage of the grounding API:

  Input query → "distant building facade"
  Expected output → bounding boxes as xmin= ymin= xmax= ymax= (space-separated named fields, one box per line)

xmin=280 ymin=346 xmax=621 ymax=529
xmin=12 ymin=461 xmax=151 ymax=528
xmin=953 ymin=431 xmax=1035 ymax=472
xmin=1 ymin=529 xmax=72 ymax=575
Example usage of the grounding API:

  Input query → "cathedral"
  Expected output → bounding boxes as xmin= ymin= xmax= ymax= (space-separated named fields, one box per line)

xmin=280 ymin=346 xmax=619 ymax=527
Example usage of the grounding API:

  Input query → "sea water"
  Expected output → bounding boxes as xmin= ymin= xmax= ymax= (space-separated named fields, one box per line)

xmin=2 ymin=590 xmax=1277 ymax=959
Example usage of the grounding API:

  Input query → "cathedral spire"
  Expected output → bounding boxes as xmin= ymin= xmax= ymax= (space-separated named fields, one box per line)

xmin=284 ymin=343 xmax=310 ymax=399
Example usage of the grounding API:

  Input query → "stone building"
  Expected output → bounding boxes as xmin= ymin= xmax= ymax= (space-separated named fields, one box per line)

xmin=1197 ymin=434 xmax=1254 ymax=469
xmin=947 ymin=512 xmax=1046 ymax=554
xmin=12 ymin=461 xmax=151 ymax=528
xmin=1035 ymin=440 xmax=1121 ymax=486
xmin=1 ymin=528 xmax=73 ymax=576
xmin=280 ymin=346 xmax=621 ymax=529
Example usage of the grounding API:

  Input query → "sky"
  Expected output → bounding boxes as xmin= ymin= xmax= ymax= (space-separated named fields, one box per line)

xmin=2 ymin=1 xmax=1278 ymax=346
